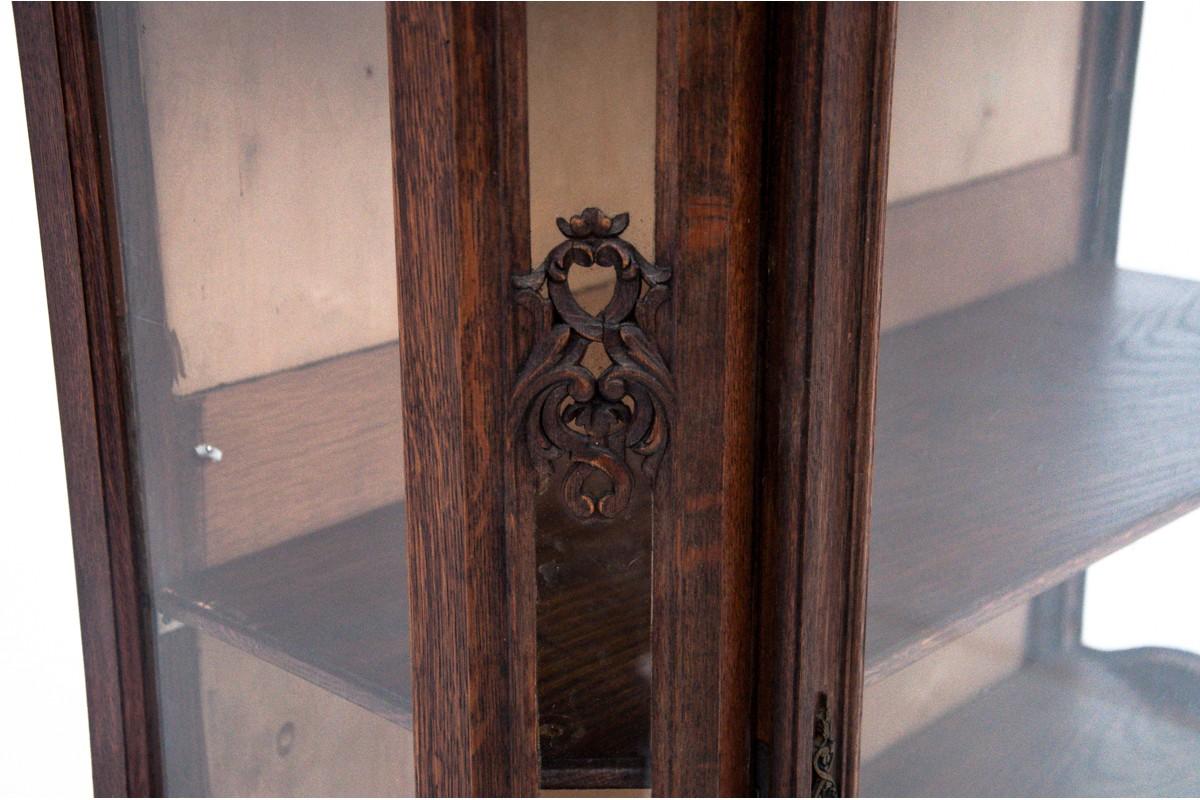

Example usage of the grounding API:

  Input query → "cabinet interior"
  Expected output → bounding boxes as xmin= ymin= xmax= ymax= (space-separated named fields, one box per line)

xmin=861 ymin=3 xmax=1200 ymax=795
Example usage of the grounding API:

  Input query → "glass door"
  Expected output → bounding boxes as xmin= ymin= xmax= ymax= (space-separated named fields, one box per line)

xmin=95 ymin=3 xmax=415 ymax=795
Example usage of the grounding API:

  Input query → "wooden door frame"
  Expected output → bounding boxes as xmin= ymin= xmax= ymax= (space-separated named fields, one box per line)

xmin=754 ymin=4 xmax=896 ymax=797
xmin=387 ymin=3 xmax=539 ymax=795
xmin=15 ymin=3 xmax=161 ymax=794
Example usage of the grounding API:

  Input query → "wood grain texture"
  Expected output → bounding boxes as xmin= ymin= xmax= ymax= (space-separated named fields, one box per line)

xmin=388 ymin=3 xmax=537 ymax=795
xmin=197 ymin=343 xmax=406 ymax=565
xmin=652 ymin=4 xmax=766 ymax=795
xmin=535 ymin=490 xmax=651 ymax=785
xmin=755 ymin=4 xmax=896 ymax=796
xmin=867 ymin=267 xmax=1200 ymax=684
xmin=861 ymin=647 xmax=1200 ymax=796
xmin=15 ymin=3 xmax=160 ymax=794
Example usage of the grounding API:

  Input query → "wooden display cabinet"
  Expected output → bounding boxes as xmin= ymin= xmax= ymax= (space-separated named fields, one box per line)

xmin=16 ymin=1 xmax=1199 ymax=797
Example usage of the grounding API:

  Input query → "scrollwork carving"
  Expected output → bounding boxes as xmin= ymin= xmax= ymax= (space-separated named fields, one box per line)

xmin=812 ymin=697 xmax=838 ymax=797
xmin=512 ymin=208 xmax=674 ymax=521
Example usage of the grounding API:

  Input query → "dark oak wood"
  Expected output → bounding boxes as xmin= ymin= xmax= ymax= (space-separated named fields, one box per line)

xmin=388 ymin=3 xmax=537 ymax=795
xmin=512 ymin=208 xmax=672 ymax=523
xmin=1026 ymin=574 xmax=1087 ymax=665
xmin=1081 ymin=3 xmax=1143 ymax=266
xmin=867 ymin=267 xmax=1200 ymax=684
xmin=535 ymin=490 xmax=651 ymax=783
xmin=540 ymin=761 xmax=647 ymax=792
xmin=194 ymin=342 xmax=406 ymax=565
xmin=652 ymin=4 xmax=766 ymax=795
xmin=861 ymin=647 xmax=1200 ymax=797
xmin=755 ymin=4 xmax=896 ymax=797
xmin=15 ymin=3 xmax=161 ymax=794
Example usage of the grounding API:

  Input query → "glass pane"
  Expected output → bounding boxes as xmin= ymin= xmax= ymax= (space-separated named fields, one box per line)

xmin=97 ymin=3 xmax=414 ymax=794
xmin=525 ymin=2 xmax=657 ymax=789
xmin=863 ymin=2 xmax=1200 ymax=796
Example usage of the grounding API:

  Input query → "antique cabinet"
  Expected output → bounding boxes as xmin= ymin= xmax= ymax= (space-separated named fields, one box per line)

xmin=16 ymin=1 xmax=1198 ymax=797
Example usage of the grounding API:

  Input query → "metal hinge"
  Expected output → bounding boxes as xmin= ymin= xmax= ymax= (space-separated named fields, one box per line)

xmin=157 ymin=611 xmax=185 ymax=635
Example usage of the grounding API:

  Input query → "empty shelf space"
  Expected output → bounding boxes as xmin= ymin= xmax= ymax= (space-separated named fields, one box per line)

xmin=862 ymin=646 xmax=1200 ymax=796
xmin=867 ymin=267 xmax=1200 ymax=682
xmin=158 ymin=504 xmax=413 ymax=727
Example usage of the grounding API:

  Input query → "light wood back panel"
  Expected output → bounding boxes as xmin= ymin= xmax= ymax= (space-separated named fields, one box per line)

xmin=881 ymin=156 xmax=1086 ymax=330
xmin=527 ymin=1 xmax=656 ymax=274
xmin=888 ymin=2 xmax=1084 ymax=203
xmin=138 ymin=3 xmax=397 ymax=394
xmin=198 ymin=634 xmax=414 ymax=796
xmin=881 ymin=2 xmax=1095 ymax=330
xmin=860 ymin=603 xmax=1029 ymax=763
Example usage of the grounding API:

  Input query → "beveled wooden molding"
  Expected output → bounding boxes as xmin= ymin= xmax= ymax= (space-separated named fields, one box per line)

xmin=653 ymin=3 xmax=767 ymax=795
xmin=755 ymin=3 xmax=896 ymax=797
xmin=512 ymin=207 xmax=673 ymax=522
xmin=387 ymin=2 xmax=538 ymax=795
xmin=15 ymin=2 xmax=163 ymax=794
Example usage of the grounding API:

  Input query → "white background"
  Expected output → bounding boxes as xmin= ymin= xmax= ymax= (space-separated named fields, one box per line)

xmin=1083 ymin=1 xmax=1200 ymax=656
xmin=0 ymin=1 xmax=1198 ymax=797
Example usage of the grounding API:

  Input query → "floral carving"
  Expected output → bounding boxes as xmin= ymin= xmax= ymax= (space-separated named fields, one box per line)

xmin=512 ymin=208 xmax=673 ymax=521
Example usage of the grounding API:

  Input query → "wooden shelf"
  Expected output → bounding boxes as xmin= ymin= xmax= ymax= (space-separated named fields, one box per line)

xmin=159 ymin=494 xmax=653 ymax=787
xmin=158 ymin=504 xmax=414 ymax=727
xmin=862 ymin=646 xmax=1200 ymax=796
xmin=867 ymin=267 xmax=1200 ymax=682
xmin=159 ymin=266 xmax=1200 ymax=788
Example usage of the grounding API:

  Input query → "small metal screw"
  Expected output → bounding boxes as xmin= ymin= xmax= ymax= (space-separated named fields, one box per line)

xmin=193 ymin=443 xmax=223 ymax=463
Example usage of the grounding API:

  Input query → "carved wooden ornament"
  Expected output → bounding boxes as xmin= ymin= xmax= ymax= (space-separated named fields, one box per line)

xmin=512 ymin=208 xmax=674 ymax=521
xmin=812 ymin=699 xmax=838 ymax=797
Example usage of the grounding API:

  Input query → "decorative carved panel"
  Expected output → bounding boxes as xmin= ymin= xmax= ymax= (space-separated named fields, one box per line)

xmin=813 ymin=696 xmax=838 ymax=797
xmin=512 ymin=208 xmax=674 ymax=521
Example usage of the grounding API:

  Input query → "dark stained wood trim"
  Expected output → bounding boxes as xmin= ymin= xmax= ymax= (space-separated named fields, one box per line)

xmin=652 ymin=4 xmax=766 ymax=796
xmin=1080 ymin=2 xmax=1143 ymax=266
xmin=1026 ymin=575 xmax=1087 ymax=665
xmin=387 ymin=3 xmax=537 ymax=795
xmin=755 ymin=4 xmax=896 ymax=796
xmin=14 ymin=2 xmax=161 ymax=795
